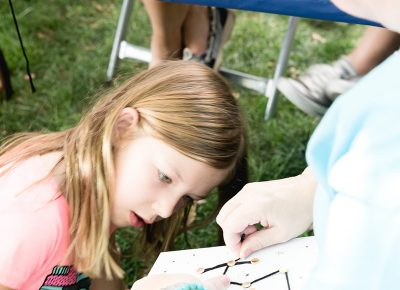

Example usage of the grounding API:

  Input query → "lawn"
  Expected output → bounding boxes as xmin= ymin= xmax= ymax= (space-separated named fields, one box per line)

xmin=0 ymin=0 xmax=363 ymax=285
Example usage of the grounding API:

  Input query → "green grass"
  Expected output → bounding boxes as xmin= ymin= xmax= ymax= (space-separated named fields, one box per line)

xmin=0 ymin=0 xmax=363 ymax=285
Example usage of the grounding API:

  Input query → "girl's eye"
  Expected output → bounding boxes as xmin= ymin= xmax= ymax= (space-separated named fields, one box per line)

xmin=158 ymin=170 xmax=172 ymax=184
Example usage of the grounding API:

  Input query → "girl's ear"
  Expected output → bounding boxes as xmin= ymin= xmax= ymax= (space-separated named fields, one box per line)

xmin=113 ymin=107 xmax=140 ymax=142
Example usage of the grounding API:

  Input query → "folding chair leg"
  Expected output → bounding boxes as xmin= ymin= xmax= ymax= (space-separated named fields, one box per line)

xmin=106 ymin=0 xmax=135 ymax=81
xmin=264 ymin=16 xmax=298 ymax=120
xmin=106 ymin=6 xmax=298 ymax=121
xmin=0 ymin=49 xmax=13 ymax=100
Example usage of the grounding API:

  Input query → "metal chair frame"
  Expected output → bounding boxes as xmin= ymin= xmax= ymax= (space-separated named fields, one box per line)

xmin=106 ymin=0 xmax=299 ymax=120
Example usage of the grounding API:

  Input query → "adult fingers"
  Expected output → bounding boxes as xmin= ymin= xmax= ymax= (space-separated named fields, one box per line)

xmin=216 ymin=197 xmax=241 ymax=226
xmin=218 ymin=203 xmax=265 ymax=235
xmin=220 ymin=206 xmax=264 ymax=255
xmin=243 ymin=224 xmax=258 ymax=236
xmin=217 ymin=184 xmax=255 ymax=225
xmin=222 ymin=231 xmax=241 ymax=257
xmin=222 ymin=224 xmax=258 ymax=257
xmin=203 ymin=275 xmax=230 ymax=290
xmin=239 ymin=227 xmax=284 ymax=258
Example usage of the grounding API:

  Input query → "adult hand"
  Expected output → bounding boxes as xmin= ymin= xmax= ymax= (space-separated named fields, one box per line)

xmin=216 ymin=167 xmax=316 ymax=259
xmin=131 ymin=273 xmax=230 ymax=290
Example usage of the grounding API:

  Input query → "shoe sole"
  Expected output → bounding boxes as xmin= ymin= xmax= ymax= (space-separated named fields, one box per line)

xmin=277 ymin=78 xmax=327 ymax=116
xmin=213 ymin=9 xmax=235 ymax=71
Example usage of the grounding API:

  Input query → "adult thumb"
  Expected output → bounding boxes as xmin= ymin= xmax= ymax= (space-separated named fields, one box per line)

xmin=240 ymin=228 xmax=281 ymax=258
xmin=203 ymin=275 xmax=230 ymax=290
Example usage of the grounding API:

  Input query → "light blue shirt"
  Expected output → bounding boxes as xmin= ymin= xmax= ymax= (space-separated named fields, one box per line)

xmin=305 ymin=51 xmax=400 ymax=290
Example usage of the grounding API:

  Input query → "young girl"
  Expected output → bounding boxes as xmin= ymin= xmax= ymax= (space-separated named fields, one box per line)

xmin=0 ymin=61 xmax=245 ymax=290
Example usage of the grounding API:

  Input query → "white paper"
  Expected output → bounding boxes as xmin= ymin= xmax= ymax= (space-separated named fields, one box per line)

xmin=149 ymin=236 xmax=318 ymax=290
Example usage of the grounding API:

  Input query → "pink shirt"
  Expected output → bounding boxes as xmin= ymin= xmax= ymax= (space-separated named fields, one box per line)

xmin=0 ymin=156 xmax=88 ymax=290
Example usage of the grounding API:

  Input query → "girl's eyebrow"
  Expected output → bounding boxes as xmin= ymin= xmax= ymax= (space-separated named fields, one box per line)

xmin=173 ymin=168 xmax=183 ymax=181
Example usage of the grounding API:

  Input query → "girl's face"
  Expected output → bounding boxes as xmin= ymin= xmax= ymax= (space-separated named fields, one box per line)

xmin=111 ymin=135 xmax=230 ymax=228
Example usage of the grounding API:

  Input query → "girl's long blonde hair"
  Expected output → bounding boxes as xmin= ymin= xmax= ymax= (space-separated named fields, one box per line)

xmin=0 ymin=61 xmax=245 ymax=279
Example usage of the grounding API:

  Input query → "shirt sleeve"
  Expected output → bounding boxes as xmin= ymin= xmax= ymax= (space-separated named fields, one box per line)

xmin=305 ymin=52 xmax=400 ymax=290
xmin=306 ymin=116 xmax=400 ymax=289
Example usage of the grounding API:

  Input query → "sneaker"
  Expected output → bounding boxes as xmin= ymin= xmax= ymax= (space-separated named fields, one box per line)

xmin=325 ymin=77 xmax=359 ymax=99
xmin=277 ymin=57 xmax=358 ymax=116
xmin=183 ymin=7 xmax=235 ymax=71
xmin=182 ymin=47 xmax=208 ymax=64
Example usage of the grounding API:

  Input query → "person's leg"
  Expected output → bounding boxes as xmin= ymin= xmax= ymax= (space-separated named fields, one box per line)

xmin=182 ymin=7 xmax=235 ymax=71
xmin=277 ymin=27 xmax=400 ymax=116
xmin=348 ymin=26 xmax=400 ymax=75
xmin=325 ymin=27 xmax=400 ymax=99
xmin=142 ymin=0 xmax=189 ymax=67
xmin=182 ymin=5 xmax=210 ymax=56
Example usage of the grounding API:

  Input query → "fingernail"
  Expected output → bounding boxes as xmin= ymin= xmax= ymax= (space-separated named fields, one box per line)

xmin=220 ymin=275 xmax=230 ymax=286
xmin=241 ymin=249 xmax=251 ymax=259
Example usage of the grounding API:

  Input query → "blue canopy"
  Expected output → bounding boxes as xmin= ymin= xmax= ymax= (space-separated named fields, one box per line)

xmin=165 ymin=0 xmax=380 ymax=26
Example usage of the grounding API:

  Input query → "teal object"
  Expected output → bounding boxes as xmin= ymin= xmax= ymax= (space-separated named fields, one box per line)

xmin=176 ymin=283 xmax=206 ymax=290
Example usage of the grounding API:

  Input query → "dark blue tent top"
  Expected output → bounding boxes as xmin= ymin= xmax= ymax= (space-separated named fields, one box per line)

xmin=165 ymin=0 xmax=380 ymax=26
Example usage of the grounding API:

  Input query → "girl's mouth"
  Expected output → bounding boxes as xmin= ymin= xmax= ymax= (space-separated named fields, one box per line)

xmin=129 ymin=211 xmax=145 ymax=228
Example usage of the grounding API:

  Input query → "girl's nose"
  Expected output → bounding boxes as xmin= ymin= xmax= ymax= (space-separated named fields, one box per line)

xmin=154 ymin=192 xmax=183 ymax=219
